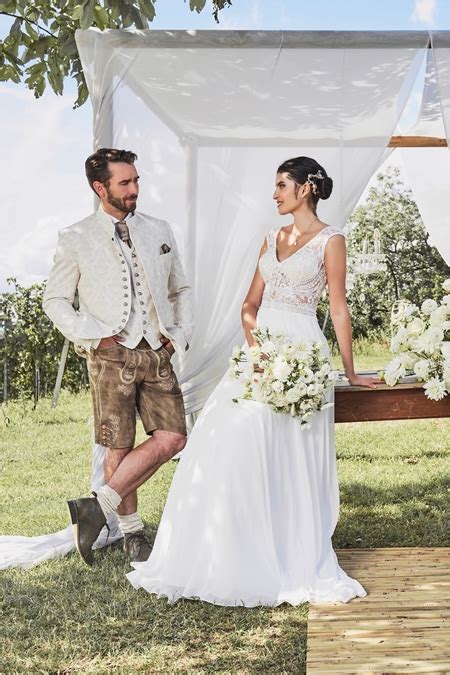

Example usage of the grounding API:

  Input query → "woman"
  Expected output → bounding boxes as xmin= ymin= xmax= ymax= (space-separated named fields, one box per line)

xmin=127 ymin=156 xmax=379 ymax=606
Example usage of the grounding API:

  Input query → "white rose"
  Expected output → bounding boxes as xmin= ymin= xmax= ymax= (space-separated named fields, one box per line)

xmin=301 ymin=368 xmax=315 ymax=384
xmin=272 ymin=357 xmax=292 ymax=382
xmin=407 ymin=317 xmax=425 ymax=336
xmin=442 ymin=294 xmax=450 ymax=306
xmin=259 ymin=340 xmax=276 ymax=355
xmin=271 ymin=380 xmax=284 ymax=393
xmin=248 ymin=345 xmax=261 ymax=358
xmin=307 ymin=383 xmax=320 ymax=396
xmin=443 ymin=361 xmax=450 ymax=389
xmin=328 ymin=370 xmax=340 ymax=382
xmin=286 ymin=386 xmax=301 ymax=403
xmin=424 ymin=377 xmax=447 ymax=401
xmin=398 ymin=352 xmax=417 ymax=369
xmin=442 ymin=279 xmax=450 ymax=292
xmin=413 ymin=359 xmax=431 ymax=379
xmin=429 ymin=306 xmax=448 ymax=326
xmin=267 ymin=391 xmax=285 ymax=407
xmin=318 ymin=362 xmax=331 ymax=378
xmin=404 ymin=303 xmax=418 ymax=317
xmin=441 ymin=342 xmax=450 ymax=359
xmin=391 ymin=327 xmax=408 ymax=353
xmin=384 ymin=357 xmax=406 ymax=386
xmin=421 ymin=299 xmax=438 ymax=315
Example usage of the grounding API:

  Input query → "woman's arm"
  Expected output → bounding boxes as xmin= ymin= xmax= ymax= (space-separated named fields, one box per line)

xmin=241 ymin=240 xmax=267 ymax=347
xmin=325 ymin=235 xmax=380 ymax=388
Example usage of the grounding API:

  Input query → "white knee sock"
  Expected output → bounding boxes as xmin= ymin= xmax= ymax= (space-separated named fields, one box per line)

xmin=96 ymin=485 xmax=122 ymax=518
xmin=117 ymin=512 xmax=144 ymax=535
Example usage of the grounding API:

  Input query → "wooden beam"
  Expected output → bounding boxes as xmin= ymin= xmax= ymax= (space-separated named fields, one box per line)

xmin=389 ymin=135 xmax=448 ymax=147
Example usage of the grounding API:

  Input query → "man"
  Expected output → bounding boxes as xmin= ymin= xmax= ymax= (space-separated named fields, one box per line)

xmin=44 ymin=148 xmax=192 ymax=566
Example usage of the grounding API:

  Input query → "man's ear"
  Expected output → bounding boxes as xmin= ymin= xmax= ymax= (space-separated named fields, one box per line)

xmin=93 ymin=180 xmax=105 ymax=198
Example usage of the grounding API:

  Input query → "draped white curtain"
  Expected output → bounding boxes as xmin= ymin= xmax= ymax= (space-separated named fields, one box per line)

xmin=400 ymin=37 xmax=450 ymax=265
xmin=0 ymin=30 xmax=430 ymax=568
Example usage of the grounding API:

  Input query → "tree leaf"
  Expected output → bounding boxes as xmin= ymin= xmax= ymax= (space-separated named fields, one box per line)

xmin=189 ymin=0 xmax=207 ymax=13
xmin=138 ymin=0 xmax=155 ymax=21
xmin=93 ymin=4 xmax=109 ymax=29
xmin=9 ymin=16 xmax=23 ymax=41
xmin=80 ymin=0 xmax=95 ymax=30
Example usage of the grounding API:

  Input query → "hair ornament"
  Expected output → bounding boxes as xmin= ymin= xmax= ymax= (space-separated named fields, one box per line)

xmin=306 ymin=170 xmax=324 ymax=194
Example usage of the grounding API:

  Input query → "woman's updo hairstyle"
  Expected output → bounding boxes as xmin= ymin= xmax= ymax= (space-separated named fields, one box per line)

xmin=277 ymin=156 xmax=333 ymax=210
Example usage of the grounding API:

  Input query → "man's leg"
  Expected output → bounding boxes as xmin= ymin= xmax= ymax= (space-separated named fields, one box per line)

xmin=106 ymin=430 xmax=186 ymax=500
xmin=68 ymin=430 xmax=185 ymax=566
xmin=103 ymin=447 xmax=136 ymax=516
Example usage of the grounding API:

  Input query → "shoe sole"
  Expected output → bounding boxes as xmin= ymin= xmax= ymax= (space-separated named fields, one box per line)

xmin=67 ymin=500 xmax=94 ymax=566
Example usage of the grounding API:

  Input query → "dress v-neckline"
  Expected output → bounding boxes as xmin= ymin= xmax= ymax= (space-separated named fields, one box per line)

xmin=274 ymin=225 xmax=330 ymax=264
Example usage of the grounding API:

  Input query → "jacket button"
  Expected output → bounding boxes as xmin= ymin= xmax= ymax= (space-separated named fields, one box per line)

xmin=123 ymin=311 xmax=127 ymax=315
xmin=122 ymin=277 xmax=127 ymax=281
xmin=136 ymin=282 xmax=141 ymax=286
xmin=143 ymin=320 xmax=147 ymax=325
xmin=123 ymin=285 xmax=128 ymax=290
xmin=121 ymin=319 xmax=126 ymax=324
xmin=123 ymin=302 xmax=128 ymax=306
xmin=124 ymin=294 xmax=128 ymax=298
xmin=134 ymin=273 xmax=139 ymax=277
xmin=138 ymin=291 xmax=142 ymax=296
xmin=140 ymin=301 xmax=144 ymax=305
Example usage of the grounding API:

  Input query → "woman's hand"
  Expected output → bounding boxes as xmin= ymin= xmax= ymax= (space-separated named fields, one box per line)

xmin=346 ymin=373 xmax=382 ymax=389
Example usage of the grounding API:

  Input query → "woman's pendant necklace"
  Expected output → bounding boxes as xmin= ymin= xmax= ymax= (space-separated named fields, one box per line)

xmin=293 ymin=216 xmax=318 ymax=246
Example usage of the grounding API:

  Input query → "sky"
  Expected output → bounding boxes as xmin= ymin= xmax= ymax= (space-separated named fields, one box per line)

xmin=1 ymin=0 xmax=450 ymax=291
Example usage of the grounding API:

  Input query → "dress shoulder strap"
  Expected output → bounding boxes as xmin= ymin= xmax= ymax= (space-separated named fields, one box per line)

xmin=264 ymin=227 xmax=280 ymax=250
xmin=319 ymin=226 xmax=346 ymax=261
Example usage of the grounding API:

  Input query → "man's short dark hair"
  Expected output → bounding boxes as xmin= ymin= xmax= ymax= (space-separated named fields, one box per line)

xmin=85 ymin=148 xmax=138 ymax=190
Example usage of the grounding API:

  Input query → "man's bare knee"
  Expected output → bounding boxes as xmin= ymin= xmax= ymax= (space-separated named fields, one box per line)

xmin=153 ymin=430 xmax=186 ymax=458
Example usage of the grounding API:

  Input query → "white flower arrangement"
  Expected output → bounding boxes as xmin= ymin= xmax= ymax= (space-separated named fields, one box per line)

xmin=384 ymin=278 xmax=450 ymax=400
xmin=229 ymin=327 xmax=338 ymax=429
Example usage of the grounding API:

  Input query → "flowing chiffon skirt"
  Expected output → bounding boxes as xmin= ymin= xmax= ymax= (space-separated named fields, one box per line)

xmin=127 ymin=306 xmax=366 ymax=606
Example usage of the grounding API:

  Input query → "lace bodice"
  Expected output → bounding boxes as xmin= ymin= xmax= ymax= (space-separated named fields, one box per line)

xmin=258 ymin=225 xmax=345 ymax=316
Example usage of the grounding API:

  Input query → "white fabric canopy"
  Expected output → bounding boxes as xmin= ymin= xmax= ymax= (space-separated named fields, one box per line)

xmin=77 ymin=28 xmax=429 ymax=410
xmin=4 ymin=29 xmax=447 ymax=570
xmin=400 ymin=34 xmax=450 ymax=264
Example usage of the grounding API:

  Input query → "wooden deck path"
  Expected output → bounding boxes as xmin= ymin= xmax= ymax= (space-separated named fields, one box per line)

xmin=307 ymin=548 xmax=450 ymax=674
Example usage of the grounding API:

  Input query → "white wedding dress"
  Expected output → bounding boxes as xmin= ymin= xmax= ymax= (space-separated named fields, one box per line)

xmin=127 ymin=225 xmax=366 ymax=606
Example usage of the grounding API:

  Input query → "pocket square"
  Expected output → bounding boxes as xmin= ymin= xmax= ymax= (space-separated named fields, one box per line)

xmin=160 ymin=243 xmax=171 ymax=255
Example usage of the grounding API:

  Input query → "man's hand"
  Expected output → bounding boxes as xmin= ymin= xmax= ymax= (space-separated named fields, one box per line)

xmin=97 ymin=335 xmax=125 ymax=350
xmin=159 ymin=333 xmax=175 ymax=355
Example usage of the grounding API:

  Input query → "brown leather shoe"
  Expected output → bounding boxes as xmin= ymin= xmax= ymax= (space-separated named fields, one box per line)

xmin=123 ymin=530 xmax=152 ymax=562
xmin=67 ymin=494 xmax=108 ymax=566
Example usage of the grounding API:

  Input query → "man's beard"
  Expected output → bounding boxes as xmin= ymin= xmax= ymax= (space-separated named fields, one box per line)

xmin=105 ymin=186 xmax=137 ymax=214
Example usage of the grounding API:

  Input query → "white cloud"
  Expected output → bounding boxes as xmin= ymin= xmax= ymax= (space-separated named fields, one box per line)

xmin=0 ymin=84 xmax=93 ymax=291
xmin=411 ymin=0 xmax=437 ymax=25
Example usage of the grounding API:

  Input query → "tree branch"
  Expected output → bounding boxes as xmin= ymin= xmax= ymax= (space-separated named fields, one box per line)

xmin=0 ymin=12 xmax=56 ymax=39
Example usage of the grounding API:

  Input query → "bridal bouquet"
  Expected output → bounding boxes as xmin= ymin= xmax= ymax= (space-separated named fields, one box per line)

xmin=383 ymin=278 xmax=450 ymax=400
xmin=229 ymin=327 xmax=339 ymax=429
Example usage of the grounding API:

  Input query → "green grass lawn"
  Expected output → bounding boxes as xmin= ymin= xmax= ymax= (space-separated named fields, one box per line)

xmin=1 ymin=353 xmax=449 ymax=673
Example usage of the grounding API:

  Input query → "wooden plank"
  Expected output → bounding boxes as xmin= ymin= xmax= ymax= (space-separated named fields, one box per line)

xmin=308 ymin=617 xmax=448 ymax=631
xmin=307 ymin=662 xmax=450 ymax=674
xmin=306 ymin=548 xmax=450 ymax=673
xmin=389 ymin=135 xmax=448 ymax=147
xmin=335 ymin=386 xmax=450 ymax=422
